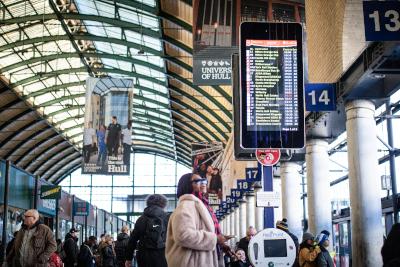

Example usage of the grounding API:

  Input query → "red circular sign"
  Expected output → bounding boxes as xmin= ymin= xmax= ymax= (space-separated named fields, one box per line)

xmin=256 ymin=149 xmax=281 ymax=166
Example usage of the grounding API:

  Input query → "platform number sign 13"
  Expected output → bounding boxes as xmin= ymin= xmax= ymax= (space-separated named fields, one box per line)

xmin=363 ymin=1 xmax=400 ymax=41
xmin=305 ymin=83 xmax=336 ymax=112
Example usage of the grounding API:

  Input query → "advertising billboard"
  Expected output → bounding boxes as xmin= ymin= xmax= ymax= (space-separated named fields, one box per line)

xmin=82 ymin=77 xmax=133 ymax=175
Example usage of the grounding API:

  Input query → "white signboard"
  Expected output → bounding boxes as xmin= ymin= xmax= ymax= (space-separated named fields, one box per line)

xmin=256 ymin=191 xmax=281 ymax=207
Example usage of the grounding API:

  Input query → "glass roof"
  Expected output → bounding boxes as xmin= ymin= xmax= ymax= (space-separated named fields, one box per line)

xmin=0 ymin=0 xmax=177 ymax=162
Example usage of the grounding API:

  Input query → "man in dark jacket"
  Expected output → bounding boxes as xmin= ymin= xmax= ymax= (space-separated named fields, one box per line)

xmin=238 ymin=226 xmax=257 ymax=263
xmin=64 ymin=228 xmax=80 ymax=267
xmin=276 ymin=218 xmax=300 ymax=267
xmin=78 ymin=236 xmax=97 ymax=267
xmin=125 ymin=194 xmax=169 ymax=267
xmin=7 ymin=209 xmax=57 ymax=267
xmin=115 ymin=226 xmax=130 ymax=267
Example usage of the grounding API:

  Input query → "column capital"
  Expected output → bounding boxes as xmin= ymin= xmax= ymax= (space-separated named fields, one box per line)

xmin=345 ymin=99 xmax=375 ymax=120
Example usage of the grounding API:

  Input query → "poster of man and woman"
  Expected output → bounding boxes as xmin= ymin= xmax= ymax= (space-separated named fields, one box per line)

xmin=82 ymin=78 xmax=133 ymax=175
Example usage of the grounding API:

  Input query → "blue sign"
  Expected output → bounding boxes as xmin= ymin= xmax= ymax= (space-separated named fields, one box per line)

xmin=231 ymin=189 xmax=243 ymax=200
xmin=245 ymin=167 xmax=261 ymax=182
xmin=237 ymin=179 xmax=251 ymax=192
xmin=363 ymin=2 xmax=400 ymax=41
xmin=305 ymin=83 xmax=336 ymax=111
xmin=221 ymin=201 xmax=227 ymax=210
xmin=226 ymin=196 xmax=234 ymax=205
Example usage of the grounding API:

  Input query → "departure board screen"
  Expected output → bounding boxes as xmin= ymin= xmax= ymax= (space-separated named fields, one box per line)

xmin=245 ymin=40 xmax=298 ymax=132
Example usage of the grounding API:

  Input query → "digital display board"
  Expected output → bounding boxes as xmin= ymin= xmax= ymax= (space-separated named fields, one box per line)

xmin=240 ymin=22 xmax=304 ymax=149
xmin=264 ymin=239 xmax=287 ymax=257
xmin=245 ymin=40 xmax=299 ymax=132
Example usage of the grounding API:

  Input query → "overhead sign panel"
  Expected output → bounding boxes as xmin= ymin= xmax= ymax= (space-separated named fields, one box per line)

xmin=239 ymin=22 xmax=305 ymax=149
xmin=363 ymin=1 xmax=400 ymax=41
xmin=40 ymin=185 xmax=61 ymax=199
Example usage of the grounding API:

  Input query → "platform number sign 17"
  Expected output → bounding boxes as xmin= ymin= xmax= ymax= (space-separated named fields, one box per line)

xmin=363 ymin=2 xmax=400 ymax=41
xmin=305 ymin=83 xmax=336 ymax=111
xmin=245 ymin=167 xmax=260 ymax=182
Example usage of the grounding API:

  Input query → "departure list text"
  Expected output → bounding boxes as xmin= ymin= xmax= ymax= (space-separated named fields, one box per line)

xmin=245 ymin=40 xmax=299 ymax=132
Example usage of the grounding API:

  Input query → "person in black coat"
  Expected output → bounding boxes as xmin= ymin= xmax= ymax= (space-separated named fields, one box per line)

xmin=115 ymin=226 xmax=130 ymax=267
xmin=238 ymin=226 xmax=257 ymax=262
xmin=125 ymin=194 xmax=169 ymax=267
xmin=382 ymin=223 xmax=400 ymax=266
xmin=102 ymin=235 xmax=117 ymax=267
xmin=64 ymin=228 xmax=80 ymax=267
xmin=78 ymin=236 xmax=97 ymax=267
xmin=276 ymin=218 xmax=300 ymax=267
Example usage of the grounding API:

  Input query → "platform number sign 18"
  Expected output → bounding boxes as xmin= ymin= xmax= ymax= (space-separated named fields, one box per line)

xmin=237 ymin=180 xmax=250 ymax=192
xmin=305 ymin=83 xmax=336 ymax=111
xmin=363 ymin=2 xmax=400 ymax=41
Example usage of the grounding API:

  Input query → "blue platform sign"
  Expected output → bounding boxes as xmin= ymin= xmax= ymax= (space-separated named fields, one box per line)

xmin=237 ymin=179 xmax=251 ymax=192
xmin=305 ymin=83 xmax=336 ymax=111
xmin=231 ymin=189 xmax=243 ymax=200
xmin=73 ymin=201 xmax=89 ymax=216
xmin=363 ymin=1 xmax=400 ymax=41
xmin=245 ymin=167 xmax=261 ymax=182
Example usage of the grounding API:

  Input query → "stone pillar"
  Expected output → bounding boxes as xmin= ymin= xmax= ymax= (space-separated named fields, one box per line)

xmin=234 ymin=207 xmax=240 ymax=241
xmin=226 ymin=212 xmax=231 ymax=236
xmin=280 ymin=162 xmax=303 ymax=239
xmin=306 ymin=139 xmax=332 ymax=235
xmin=230 ymin=209 xmax=235 ymax=246
xmin=346 ymin=100 xmax=383 ymax=267
xmin=254 ymin=183 xmax=264 ymax=232
xmin=239 ymin=198 xmax=247 ymax=238
xmin=246 ymin=192 xmax=256 ymax=229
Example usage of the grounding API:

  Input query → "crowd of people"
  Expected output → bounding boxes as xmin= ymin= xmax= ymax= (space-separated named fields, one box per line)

xmin=4 ymin=172 xmax=400 ymax=267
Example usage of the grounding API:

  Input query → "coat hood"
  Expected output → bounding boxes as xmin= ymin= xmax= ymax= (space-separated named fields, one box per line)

xmin=143 ymin=204 xmax=167 ymax=218
xmin=65 ymin=232 xmax=78 ymax=241
xmin=22 ymin=220 xmax=42 ymax=230
xmin=117 ymin=232 xmax=129 ymax=241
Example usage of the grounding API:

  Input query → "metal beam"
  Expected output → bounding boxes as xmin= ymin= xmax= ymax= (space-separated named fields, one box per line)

xmin=21 ymin=138 xmax=67 ymax=169
xmin=13 ymin=133 xmax=60 ymax=165
xmin=10 ymin=67 xmax=166 ymax=89
xmin=0 ymin=109 xmax=35 ymax=133
xmin=168 ymin=71 xmax=232 ymax=117
xmin=24 ymin=81 xmax=86 ymax=99
xmin=38 ymin=93 xmax=85 ymax=107
xmin=0 ymin=120 xmax=47 ymax=151
xmin=169 ymin=84 xmax=231 ymax=131
xmin=47 ymin=105 xmax=84 ymax=117
xmin=1 ymin=13 xmax=160 ymax=39
xmin=171 ymin=97 xmax=227 ymax=140
xmin=42 ymin=153 xmax=81 ymax=180
xmin=36 ymin=149 xmax=78 ymax=177
xmin=1 ymin=52 xmax=165 ymax=74
xmin=30 ymin=144 xmax=73 ymax=174
xmin=159 ymin=10 xmax=192 ymax=32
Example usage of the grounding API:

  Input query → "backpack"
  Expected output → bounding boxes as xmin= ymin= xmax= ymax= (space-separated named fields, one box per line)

xmin=141 ymin=215 xmax=166 ymax=249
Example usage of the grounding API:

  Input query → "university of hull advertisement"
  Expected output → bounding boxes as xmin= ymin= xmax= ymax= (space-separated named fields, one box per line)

xmin=192 ymin=141 xmax=224 ymax=203
xmin=193 ymin=0 xmax=305 ymax=85
xmin=82 ymin=77 xmax=133 ymax=175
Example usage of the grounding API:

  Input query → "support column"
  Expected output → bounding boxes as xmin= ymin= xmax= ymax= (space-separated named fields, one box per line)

xmin=230 ymin=209 xmax=235 ymax=246
xmin=234 ymin=207 xmax=240 ymax=241
xmin=254 ymin=183 xmax=264 ymax=232
xmin=246 ymin=192 xmax=256 ymax=229
xmin=281 ymin=162 xmax=303 ymax=239
xmin=239 ymin=198 xmax=247 ymax=238
xmin=306 ymin=139 xmax=332 ymax=235
xmin=226 ymin=212 xmax=231 ymax=236
xmin=346 ymin=100 xmax=383 ymax=267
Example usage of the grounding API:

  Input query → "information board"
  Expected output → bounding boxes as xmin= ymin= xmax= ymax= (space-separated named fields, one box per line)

xmin=240 ymin=22 xmax=304 ymax=149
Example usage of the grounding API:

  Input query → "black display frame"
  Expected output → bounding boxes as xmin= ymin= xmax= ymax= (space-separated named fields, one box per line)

xmin=239 ymin=22 xmax=305 ymax=149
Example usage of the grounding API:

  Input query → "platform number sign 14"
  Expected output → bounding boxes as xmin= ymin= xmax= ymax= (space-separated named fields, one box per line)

xmin=305 ymin=83 xmax=336 ymax=112
xmin=363 ymin=2 xmax=400 ymax=41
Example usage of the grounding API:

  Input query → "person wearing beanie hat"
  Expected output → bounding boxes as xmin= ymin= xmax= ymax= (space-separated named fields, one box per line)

xmin=299 ymin=232 xmax=321 ymax=267
xmin=316 ymin=231 xmax=334 ymax=267
xmin=276 ymin=218 xmax=299 ymax=267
